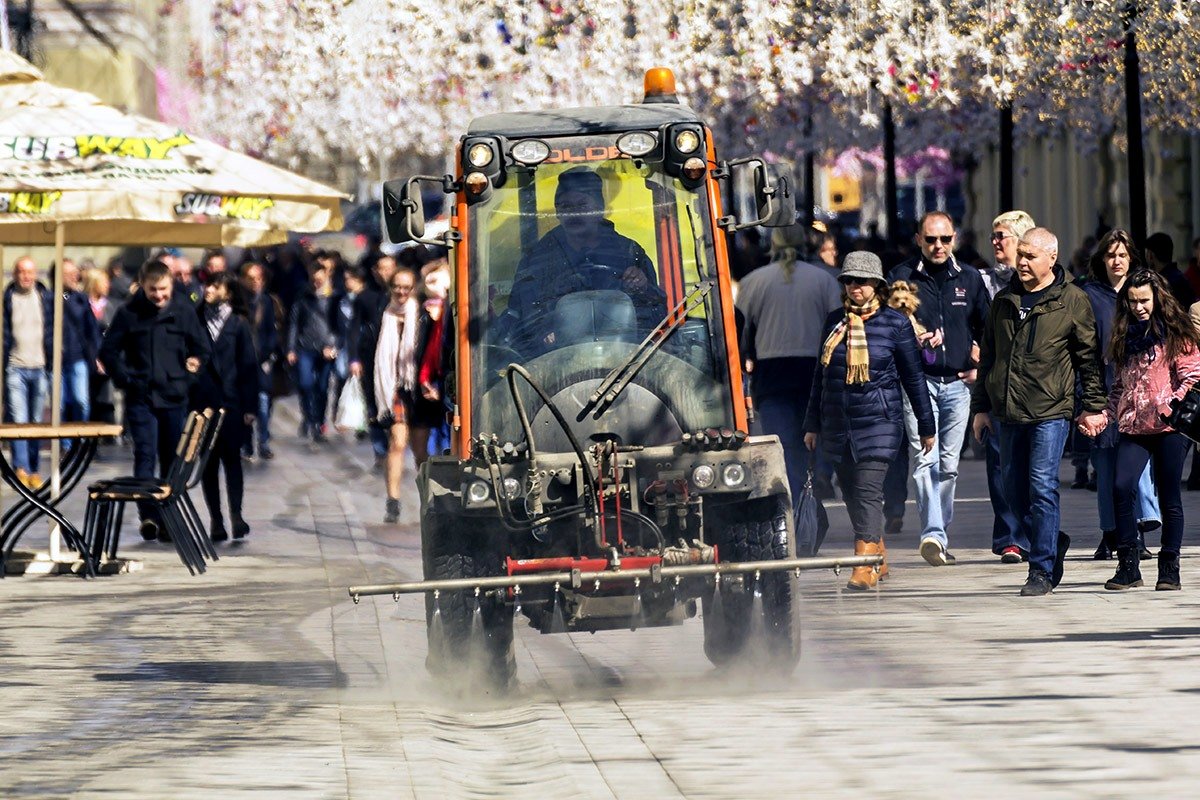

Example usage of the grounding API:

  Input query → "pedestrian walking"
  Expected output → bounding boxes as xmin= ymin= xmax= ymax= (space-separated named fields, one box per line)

xmin=374 ymin=267 xmax=430 ymax=524
xmin=1089 ymin=270 xmax=1200 ymax=591
xmin=59 ymin=259 xmax=101 ymax=426
xmin=804 ymin=252 xmax=935 ymax=592
xmin=331 ymin=266 xmax=366 ymax=407
xmin=735 ymin=222 xmax=842 ymax=504
xmin=1145 ymin=232 xmax=1196 ymax=310
xmin=418 ymin=258 xmax=453 ymax=457
xmin=241 ymin=261 xmax=281 ymax=460
xmin=3 ymin=256 xmax=52 ymax=489
xmin=287 ymin=261 xmax=338 ymax=443
xmin=192 ymin=273 xmax=259 ymax=541
xmin=890 ymin=212 xmax=991 ymax=568
xmin=350 ymin=255 xmax=399 ymax=472
xmin=99 ymin=259 xmax=210 ymax=541
xmin=983 ymin=211 xmax=1035 ymax=561
xmin=971 ymin=228 xmax=1107 ymax=596
xmin=1080 ymin=230 xmax=1161 ymax=561
xmin=84 ymin=266 xmax=118 ymax=427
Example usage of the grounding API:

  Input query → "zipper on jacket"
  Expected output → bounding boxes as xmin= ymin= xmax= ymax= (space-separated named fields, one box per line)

xmin=1024 ymin=315 xmax=1039 ymax=355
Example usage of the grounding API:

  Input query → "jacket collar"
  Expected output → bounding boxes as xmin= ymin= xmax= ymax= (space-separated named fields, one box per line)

xmin=914 ymin=254 xmax=962 ymax=278
xmin=1000 ymin=264 xmax=1068 ymax=305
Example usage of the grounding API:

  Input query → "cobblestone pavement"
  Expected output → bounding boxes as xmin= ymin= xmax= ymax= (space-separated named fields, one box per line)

xmin=4 ymin=407 xmax=1200 ymax=798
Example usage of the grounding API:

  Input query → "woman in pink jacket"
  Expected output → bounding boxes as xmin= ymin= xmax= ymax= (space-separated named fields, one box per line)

xmin=1098 ymin=270 xmax=1200 ymax=591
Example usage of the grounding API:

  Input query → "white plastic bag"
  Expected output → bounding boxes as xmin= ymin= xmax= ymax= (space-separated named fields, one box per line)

xmin=335 ymin=377 xmax=368 ymax=432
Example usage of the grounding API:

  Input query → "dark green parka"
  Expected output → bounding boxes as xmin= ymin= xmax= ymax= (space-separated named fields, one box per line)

xmin=970 ymin=267 xmax=1106 ymax=423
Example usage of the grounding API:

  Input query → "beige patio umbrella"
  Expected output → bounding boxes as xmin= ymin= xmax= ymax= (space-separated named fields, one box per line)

xmin=0 ymin=49 xmax=346 ymax=561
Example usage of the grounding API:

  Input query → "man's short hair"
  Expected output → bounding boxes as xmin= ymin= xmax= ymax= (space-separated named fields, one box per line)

xmin=555 ymin=167 xmax=605 ymax=208
xmin=1021 ymin=228 xmax=1059 ymax=258
xmin=139 ymin=258 xmax=172 ymax=285
xmin=992 ymin=210 xmax=1036 ymax=239
xmin=1146 ymin=232 xmax=1175 ymax=265
xmin=917 ymin=211 xmax=955 ymax=232
xmin=345 ymin=266 xmax=367 ymax=283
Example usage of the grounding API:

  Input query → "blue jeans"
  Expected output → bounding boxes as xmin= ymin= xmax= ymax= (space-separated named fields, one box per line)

xmin=6 ymin=366 xmax=47 ymax=473
xmin=295 ymin=349 xmax=333 ymax=430
xmin=125 ymin=401 xmax=186 ymax=524
xmin=257 ymin=390 xmax=273 ymax=446
xmin=757 ymin=394 xmax=811 ymax=500
xmin=1000 ymin=419 xmax=1071 ymax=577
xmin=1092 ymin=447 xmax=1159 ymax=532
xmin=985 ymin=416 xmax=1021 ymax=553
xmin=62 ymin=359 xmax=91 ymax=422
xmin=902 ymin=378 xmax=971 ymax=547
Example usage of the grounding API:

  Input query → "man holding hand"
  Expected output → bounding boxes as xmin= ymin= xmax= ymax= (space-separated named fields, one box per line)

xmin=971 ymin=228 xmax=1106 ymax=596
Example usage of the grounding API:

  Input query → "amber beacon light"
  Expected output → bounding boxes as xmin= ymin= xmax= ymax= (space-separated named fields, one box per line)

xmin=642 ymin=67 xmax=679 ymax=104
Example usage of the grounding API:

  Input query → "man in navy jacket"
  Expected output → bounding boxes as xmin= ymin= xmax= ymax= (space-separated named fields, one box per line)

xmin=889 ymin=212 xmax=991 ymax=567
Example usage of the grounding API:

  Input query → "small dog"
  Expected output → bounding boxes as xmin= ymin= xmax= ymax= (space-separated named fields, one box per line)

xmin=888 ymin=280 xmax=928 ymax=339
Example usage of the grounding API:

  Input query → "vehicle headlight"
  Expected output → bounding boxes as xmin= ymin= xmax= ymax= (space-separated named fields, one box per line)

xmin=692 ymin=464 xmax=716 ymax=489
xmin=466 ymin=480 xmax=492 ymax=504
xmin=502 ymin=477 xmax=521 ymax=500
xmin=511 ymin=139 xmax=550 ymax=165
xmin=465 ymin=171 xmax=489 ymax=195
xmin=467 ymin=142 xmax=494 ymax=167
xmin=617 ymin=131 xmax=657 ymax=157
xmin=674 ymin=129 xmax=700 ymax=154
xmin=722 ymin=463 xmax=746 ymax=488
xmin=682 ymin=156 xmax=706 ymax=181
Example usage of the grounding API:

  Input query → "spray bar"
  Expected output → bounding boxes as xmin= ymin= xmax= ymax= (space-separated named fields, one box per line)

xmin=348 ymin=554 xmax=884 ymax=601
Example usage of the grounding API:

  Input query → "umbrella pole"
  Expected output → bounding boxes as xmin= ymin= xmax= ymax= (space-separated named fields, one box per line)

xmin=49 ymin=224 xmax=65 ymax=560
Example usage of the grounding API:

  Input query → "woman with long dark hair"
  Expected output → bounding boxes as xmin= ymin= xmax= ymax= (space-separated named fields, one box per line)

xmin=804 ymin=252 xmax=935 ymax=591
xmin=1096 ymin=270 xmax=1200 ymax=590
xmin=192 ymin=271 xmax=259 ymax=541
xmin=1081 ymin=230 xmax=1161 ymax=560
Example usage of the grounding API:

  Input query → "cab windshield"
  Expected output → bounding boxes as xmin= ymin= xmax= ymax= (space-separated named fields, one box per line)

xmin=467 ymin=135 xmax=733 ymax=445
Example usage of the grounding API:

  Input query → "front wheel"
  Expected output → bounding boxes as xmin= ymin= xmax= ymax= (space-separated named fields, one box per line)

xmin=701 ymin=495 xmax=801 ymax=673
xmin=422 ymin=513 xmax=515 ymax=693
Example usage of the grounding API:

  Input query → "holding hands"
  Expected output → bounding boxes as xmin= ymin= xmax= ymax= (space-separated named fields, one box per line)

xmin=1075 ymin=411 xmax=1107 ymax=438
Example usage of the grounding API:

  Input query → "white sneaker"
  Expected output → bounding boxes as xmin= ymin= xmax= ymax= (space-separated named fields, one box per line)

xmin=920 ymin=537 xmax=956 ymax=566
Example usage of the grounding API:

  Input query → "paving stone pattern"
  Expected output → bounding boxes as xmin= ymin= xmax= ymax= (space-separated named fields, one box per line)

xmin=3 ymin=407 xmax=1200 ymax=798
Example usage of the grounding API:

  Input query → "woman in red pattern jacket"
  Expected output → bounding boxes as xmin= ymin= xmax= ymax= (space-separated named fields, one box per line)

xmin=1096 ymin=270 xmax=1200 ymax=591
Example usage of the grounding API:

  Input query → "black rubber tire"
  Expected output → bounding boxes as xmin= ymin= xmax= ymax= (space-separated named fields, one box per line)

xmin=701 ymin=495 xmax=801 ymax=673
xmin=422 ymin=514 xmax=516 ymax=693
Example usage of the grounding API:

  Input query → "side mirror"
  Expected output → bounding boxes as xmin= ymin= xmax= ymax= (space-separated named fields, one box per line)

xmin=718 ymin=158 xmax=797 ymax=232
xmin=381 ymin=175 xmax=456 ymax=246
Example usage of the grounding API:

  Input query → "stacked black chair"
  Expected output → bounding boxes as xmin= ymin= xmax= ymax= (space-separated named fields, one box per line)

xmin=83 ymin=409 xmax=225 ymax=575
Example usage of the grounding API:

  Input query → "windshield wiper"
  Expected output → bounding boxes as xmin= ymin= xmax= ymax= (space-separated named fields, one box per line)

xmin=579 ymin=280 xmax=715 ymax=421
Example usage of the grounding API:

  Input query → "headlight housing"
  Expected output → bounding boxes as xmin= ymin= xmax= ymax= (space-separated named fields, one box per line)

xmin=617 ymin=131 xmax=657 ymax=157
xmin=721 ymin=463 xmax=746 ymax=488
xmin=467 ymin=142 xmax=494 ymax=167
xmin=511 ymin=139 xmax=550 ymax=165
xmin=674 ymin=129 xmax=700 ymax=154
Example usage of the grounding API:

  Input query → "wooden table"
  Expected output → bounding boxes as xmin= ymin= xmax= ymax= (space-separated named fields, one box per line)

xmin=0 ymin=423 xmax=122 ymax=577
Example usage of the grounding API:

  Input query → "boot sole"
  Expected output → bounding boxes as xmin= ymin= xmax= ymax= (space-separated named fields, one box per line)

xmin=920 ymin=539 xmax=950 ymax=567
xmin=1104 ymin=580 xmax=1144 ymax=590
xmin=1156 ymin=582 xmax=1181 ymax=591
xmin=845 ymin=581 xmax=877 ymax=591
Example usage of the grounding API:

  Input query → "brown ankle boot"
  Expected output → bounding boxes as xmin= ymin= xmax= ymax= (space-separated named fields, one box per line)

xmin=878 ymin=536 xmax=890 ymax=580
xmin=847 ymin=539 xmax=882 ymax=591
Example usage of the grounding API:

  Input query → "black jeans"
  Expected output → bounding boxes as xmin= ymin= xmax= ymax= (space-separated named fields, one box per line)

xmin=1115 ymin=432 xmax=1187 ymax=553
xmin=203 ymin=416 xmax=246 ymax=525
xmin=835 ymin=449 xmax=889 ymax=543
xmin=126 ymin=401 xmax=187 ymax=524
xmin=882 ymin=438 xmax=908 ymax=520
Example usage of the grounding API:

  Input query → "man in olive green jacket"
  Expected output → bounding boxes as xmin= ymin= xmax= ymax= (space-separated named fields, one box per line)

xmin=971 ymin=228 xmax=1107 ymax=596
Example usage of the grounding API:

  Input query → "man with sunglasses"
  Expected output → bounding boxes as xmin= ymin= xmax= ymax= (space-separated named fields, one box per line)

xmin=889 ymin=211 xmax=991 ymax=567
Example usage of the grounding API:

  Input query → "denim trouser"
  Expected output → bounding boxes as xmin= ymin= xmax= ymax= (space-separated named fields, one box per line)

xmin=1000 ymin=419 xmax=1071 ymax=577
xmin=6 ymin=366 xmax=47 ymax=473
xmin=902 ymin=377 xmax=971 ymax=547
xmin=62 ymin=359 xmax=91 ymax=423
xmin=125 ymin=401 xmax=186 ymax=524
xmin=1091 ymin=447 xmax=1159 ymax=532
xmin=1114 ymin=433 xmax=1188 ymax=553
xmin=757 ymin=394 xmax=811 ymax=501
xmin=295 ymin=349 xmax=333 ymax=430
xmin=257 ymin=390 xmax=273 ymax=446
xmin=368 ymin=425 xmax=388 ymax=458
xmin=985 ymin=416 xmax=1022 ymax=554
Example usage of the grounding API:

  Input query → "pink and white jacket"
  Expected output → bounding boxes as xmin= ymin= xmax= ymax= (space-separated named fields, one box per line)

xmin=1105 ymin=342 xmax=1200 ymax=435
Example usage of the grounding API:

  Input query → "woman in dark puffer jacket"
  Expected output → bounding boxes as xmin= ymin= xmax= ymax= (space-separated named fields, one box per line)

xmin=804 ymin=252 xmax=936 ymax=591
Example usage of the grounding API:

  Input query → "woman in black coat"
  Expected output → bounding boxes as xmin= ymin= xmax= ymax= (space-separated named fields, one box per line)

xmin=192 ymin=273 xmax=259 ymax=541
xmin=804 ymin=252 xmax=936 ymax=591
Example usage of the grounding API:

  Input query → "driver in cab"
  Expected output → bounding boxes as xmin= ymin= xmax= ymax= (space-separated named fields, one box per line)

xmin=505 ymin=166 xmax=666 ymax=353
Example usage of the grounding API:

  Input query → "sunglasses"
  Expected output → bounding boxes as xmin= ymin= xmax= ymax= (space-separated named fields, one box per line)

xmin=924 ymin=235 xmax=954 ymax=245
xmin=990 ymin=232 xmax=1014 ymax=243
xmin=839 ymin=276 xmax=871 ymax=286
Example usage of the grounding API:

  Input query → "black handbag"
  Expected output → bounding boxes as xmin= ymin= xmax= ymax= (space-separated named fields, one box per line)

xmin=793 ymin=471 xmax=829 ymax=557
xmin=1163 ymin=384 xmax=1200 ymax=444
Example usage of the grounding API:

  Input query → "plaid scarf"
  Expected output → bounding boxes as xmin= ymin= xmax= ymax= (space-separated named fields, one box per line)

xmin=820 ymin=295 xmax=881 ymax=384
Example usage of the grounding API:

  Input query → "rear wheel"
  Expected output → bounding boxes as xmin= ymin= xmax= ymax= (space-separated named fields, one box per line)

xmin=701 ymin=495 xmax=801 ymax=673
xmin=422 ymin=513 xmax=516 ymax=693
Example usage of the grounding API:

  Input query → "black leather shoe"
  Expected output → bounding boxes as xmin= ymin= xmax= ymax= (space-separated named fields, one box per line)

xmin=1093 ymin=530 xmax=1116 ymax=560
xmin=384 ymin=498 xmax=400 ymax=524
xmin=232 ymin=516 xmax=250 ymax=539
xmin=211 ymin=521 xmax=229 ymax=543
xmin=1156 ymin=551 xmax=1181 ymax=591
